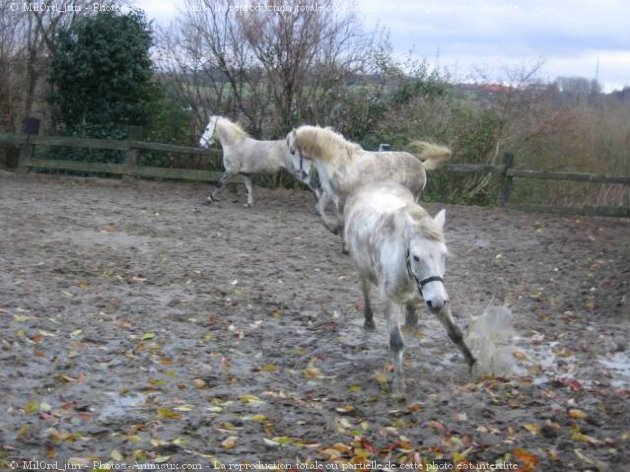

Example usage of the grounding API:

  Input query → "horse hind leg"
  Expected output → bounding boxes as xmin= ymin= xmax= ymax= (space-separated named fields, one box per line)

xmin=385 ymin=301 xmax=405 ymax=394
xmin=435 ymin=305 xmax=477 ymax=369
xmin=361 ymin=278 xmax=375 ymax=329
xmin=207 ymin=171 xmax=236 ymax=203
xmin=242 ymin=174 xmax=254 ymax=207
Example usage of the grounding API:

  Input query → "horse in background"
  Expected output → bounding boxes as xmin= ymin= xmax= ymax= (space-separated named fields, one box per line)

xmin=286 ymin=125 xmax=451 ymax=236
xmin=344 ymin=181 xmax=476 ymax=392
xmin=199 ymin=116 xmax=319 ymax=207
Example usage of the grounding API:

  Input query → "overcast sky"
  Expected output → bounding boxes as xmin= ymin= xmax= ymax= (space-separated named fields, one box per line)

xmin=136 ymin=0 xmax=630 ymax=92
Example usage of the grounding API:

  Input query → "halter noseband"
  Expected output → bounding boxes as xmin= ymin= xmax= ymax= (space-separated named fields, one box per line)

xmin=405 ymin=248 xmax=444 ymax=299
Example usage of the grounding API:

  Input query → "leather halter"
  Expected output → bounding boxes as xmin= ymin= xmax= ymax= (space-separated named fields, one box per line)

xmin=405 ymin=248 xmax=444 ymax=299
xmin=290 ymin=134 xmax=308 ymax=180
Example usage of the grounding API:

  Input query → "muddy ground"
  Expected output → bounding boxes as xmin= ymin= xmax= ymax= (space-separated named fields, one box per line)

xmin=1 ymin=172 xmax=628 ymax=471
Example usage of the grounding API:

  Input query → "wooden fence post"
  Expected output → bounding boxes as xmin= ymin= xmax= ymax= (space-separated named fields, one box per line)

xmin=16 ymin=117 xmax=41 ymax=174
xmin=124 ymin=125 xmax=144 ymax=180
xmin=498 ymin=152 xmax=514 ymax=207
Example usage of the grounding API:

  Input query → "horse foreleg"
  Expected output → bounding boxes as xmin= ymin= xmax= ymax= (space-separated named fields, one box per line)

xmin=385 ymin=301 xmax=405 ymax=393
xmin=315 ymin=192 xmax=341 ymax=235
xmin=435 ymin=305 xmax=477 ymax=369
xmin=404 ymin=300 xmax=418 ymax=329
xmin=242 ymin=174 xmax=254 ymax=207
xmin=208 ymin=171 xmax=236 ymax=203
xmin=334 ymin=199 xmax=347 ymax=252
xmin=308 ymin=184 xmax=321 ymax=202
xmin=361 ymin=278 xmax=375 ymax=329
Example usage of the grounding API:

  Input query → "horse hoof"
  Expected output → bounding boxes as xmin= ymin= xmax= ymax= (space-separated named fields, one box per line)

xmin=242 ymin=203 xmax=252 ymax=208
xmin=364 ymin=320 xmax=376 ymax=330
xmin=391 ymin=379 xmax=407 ymax=399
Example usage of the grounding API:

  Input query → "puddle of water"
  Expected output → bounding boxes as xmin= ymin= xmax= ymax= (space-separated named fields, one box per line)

xmin=598 ymin=351 xmax=630 ymax=387
xmin=49 ymin=230 xmax=155 ymax=253
xmin=98 ymin=391 xmax=151 ymax=421
xmin=519 ymin=341 xmax=578 ymax=385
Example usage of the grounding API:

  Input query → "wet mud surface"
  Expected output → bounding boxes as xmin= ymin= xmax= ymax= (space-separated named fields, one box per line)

xmin=1 ymin=172 xmax=628 ymax=470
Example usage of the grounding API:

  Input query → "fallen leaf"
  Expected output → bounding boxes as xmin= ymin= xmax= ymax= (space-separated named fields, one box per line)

xmin=571 ymin=432 xmax=602 ymax=445
xmin=568 ymin=408 xmax=587 ymax=420
xmin=221 ymin=436 xmax=238 ymax=449
xmin=320 ymin=447 xmax=342 ymax=459
xmin=513 ymin=350 xmax=528 ymax=360
xmin=574 ymin=448 xmax=595 ymax=464
xmin=192 ymin=378 xmax=206 ymax=388
xmin=239 ymin=394 xmax=263 ymax=405
xmin=70 ymin=329 xmax=83 ymax=339
xmin=513 ymin=448 xmax=538 ymax=471
xmin=263 ymin=437 xmax=279 ymax=447
xmin=523 ymin=423 xmax=541 ymax=435
xmin=373 ymin=372 xmax=389 ymax=385
xmin=173 ymin=405 xmax=194 ymax=412
xmin=156 ymin=407 xmax=180 ymax=420
xmin=331 ymin=442 xmax=352 ymax=453
xmin=303 ymin=367 xmax=322 ymax=379
xmin=427 ymin=420 xmax=446 ymax=431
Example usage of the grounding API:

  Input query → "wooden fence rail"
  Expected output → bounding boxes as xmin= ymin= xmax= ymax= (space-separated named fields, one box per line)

xmin=1 ymin=127 xmax=628 ymax=218
xmin=0 ymin=130 xmax=243 ymax=184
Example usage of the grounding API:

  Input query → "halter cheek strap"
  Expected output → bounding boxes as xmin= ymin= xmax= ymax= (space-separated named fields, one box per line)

xmin=292 ymin=138 xmax=307 ymax=180
xmin=405 ymin=248 xmax=444 ymax=299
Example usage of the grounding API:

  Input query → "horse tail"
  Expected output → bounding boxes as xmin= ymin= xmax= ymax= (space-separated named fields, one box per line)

xmin=407 ymin=141 xmax=452 ymax=170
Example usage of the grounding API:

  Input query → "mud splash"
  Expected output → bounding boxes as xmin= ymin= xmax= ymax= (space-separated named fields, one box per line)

xmin=464 ymin=304 xmax=518 ymax=378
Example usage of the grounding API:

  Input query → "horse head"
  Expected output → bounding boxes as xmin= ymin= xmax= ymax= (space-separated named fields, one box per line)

xmin=404 ymin=209 xmax=449 ymax=312
xmin=286 ymin=128 xmax=313 ymax=181
xmin=199 ymin=116 xmax=220 ymax=148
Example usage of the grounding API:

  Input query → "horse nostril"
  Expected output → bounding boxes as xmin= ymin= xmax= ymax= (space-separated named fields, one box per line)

xmin=426 ymin=300 xmax=433 ymax=309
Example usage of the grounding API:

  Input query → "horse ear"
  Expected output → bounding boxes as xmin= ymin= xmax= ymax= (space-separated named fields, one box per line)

xmin=433 ymin=209 xmax=446 ymax=229
xmin=403 ymin=210 xmax=416 ymax=228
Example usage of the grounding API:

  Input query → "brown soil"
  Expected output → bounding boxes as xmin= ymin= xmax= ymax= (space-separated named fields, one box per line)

xmin=1 ymin=172 xmax=628 ymax=470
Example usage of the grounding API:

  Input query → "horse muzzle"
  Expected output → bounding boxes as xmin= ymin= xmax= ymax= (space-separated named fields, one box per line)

xmin=425 ymin=296 xmax=448 ymax=312
xmin=199 ymin=137 xmax=214 ymax=148
xmin=417 ymin=275 xmax=448 ymax=312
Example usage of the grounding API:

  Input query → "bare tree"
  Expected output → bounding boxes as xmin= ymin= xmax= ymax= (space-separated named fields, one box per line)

xmin=155 ymin=0 xmax=381 ymax=138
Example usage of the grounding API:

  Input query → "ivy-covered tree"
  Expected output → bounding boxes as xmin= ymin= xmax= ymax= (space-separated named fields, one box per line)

xmin=48 ymin=9 xmax=156 ymax=136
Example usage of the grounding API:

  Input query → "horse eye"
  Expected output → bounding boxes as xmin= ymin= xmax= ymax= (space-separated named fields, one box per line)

xmin=413 ymin=255 xmax=420 ymax=262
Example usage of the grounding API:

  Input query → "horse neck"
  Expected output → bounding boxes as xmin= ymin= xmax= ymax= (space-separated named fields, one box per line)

xmin=216 ymin=119 xmax=246 ymax=146
xmin=299 ymin=130 xmax=350 ymax=163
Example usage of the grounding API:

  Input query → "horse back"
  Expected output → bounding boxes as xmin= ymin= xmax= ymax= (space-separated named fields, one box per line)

xmin=224 ymin=138 xmax=289 ymax=174
xmin=344 ymin=183 xmax=415 ymax=284
xmin=337 ymin=151 xmax=427 ymax=199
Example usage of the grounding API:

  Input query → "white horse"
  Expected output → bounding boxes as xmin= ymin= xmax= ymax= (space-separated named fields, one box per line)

xmin=344 ymin=182 xmax=476 ymax=392
xmin=199 ymin=116 xmax=319 ymax=206
xmin=286 ymin=125 xmax=451 ymax=235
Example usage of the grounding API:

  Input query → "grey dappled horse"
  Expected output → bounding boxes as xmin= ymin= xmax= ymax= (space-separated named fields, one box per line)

xmin=344 ymin=181 xmax=476 ymax=392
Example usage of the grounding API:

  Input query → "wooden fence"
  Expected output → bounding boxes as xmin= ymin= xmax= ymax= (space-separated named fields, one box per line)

xmin=1 ymin=125 xmax=628 ymax=218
